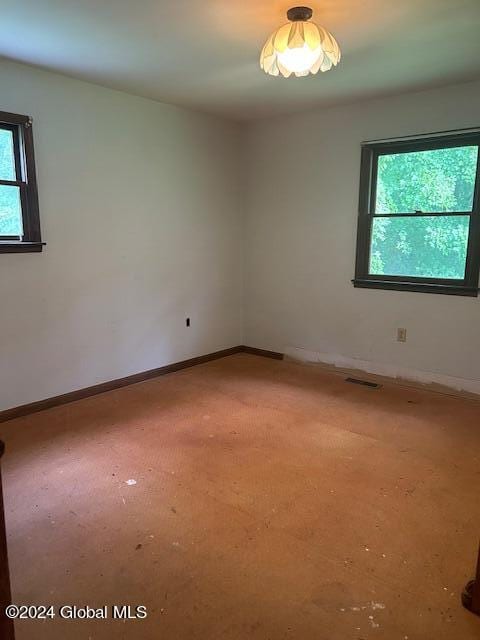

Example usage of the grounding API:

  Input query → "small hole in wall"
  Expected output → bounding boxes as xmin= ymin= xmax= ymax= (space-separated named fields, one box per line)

xmin=186 ymin=318 xmax=190 ymax=327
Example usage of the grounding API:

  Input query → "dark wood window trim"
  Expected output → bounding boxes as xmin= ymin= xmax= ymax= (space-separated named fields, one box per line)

xmin=0 ymin=110 xmax=44 ymax=254
xmin=353 ymin=130 xmax=480 ymax=297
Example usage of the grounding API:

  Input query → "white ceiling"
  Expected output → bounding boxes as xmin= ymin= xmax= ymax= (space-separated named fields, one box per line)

xmin=1 ymin=0 xmax=479 ymax=121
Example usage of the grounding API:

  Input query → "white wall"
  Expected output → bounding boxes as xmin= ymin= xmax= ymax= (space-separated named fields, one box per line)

xmin=2 ymin=62 xmax=479 ymax=410
xmin=245 ymin=80 xmax=480 ymax=393
xmin=0 ymin=60 xmax=243 ymax=410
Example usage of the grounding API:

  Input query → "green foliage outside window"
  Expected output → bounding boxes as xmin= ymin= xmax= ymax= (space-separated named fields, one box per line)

xmin=0 ymin=185 xmax=22 ymax=236
xmin=0 ymin=129 xmax=23 ymax=235
xmin=369 ymin=145 xmax=477 ymax=279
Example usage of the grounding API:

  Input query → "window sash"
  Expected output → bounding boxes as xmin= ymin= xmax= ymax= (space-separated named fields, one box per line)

xmin=369 ymin=144 xmax=480 ymax=217
xmin=0 ymin=181 xmax=28 ymax=238
xmin=366 ymin=213 xmax=472 ymax=282
xmin=0 ymin=123 xmax=22 ymax=182
xmin=0 ymin=123 xmax=25 ymax=237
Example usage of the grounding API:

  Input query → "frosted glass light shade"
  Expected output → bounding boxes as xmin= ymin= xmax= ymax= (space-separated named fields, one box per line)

xmin=260 ymin=10 xmax=341 ymax=78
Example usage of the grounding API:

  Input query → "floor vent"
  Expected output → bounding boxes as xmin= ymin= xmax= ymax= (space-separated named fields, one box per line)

xmin=345 ymin=377 xmax=381 ymax=389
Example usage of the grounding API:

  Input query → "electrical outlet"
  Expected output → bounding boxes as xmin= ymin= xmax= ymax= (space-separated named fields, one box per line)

xmin=397 ymin=328 xmax=407 ymax=343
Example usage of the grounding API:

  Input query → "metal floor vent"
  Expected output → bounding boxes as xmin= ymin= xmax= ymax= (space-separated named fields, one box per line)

xmin=345 ymin=377 xmax=382 ymax=389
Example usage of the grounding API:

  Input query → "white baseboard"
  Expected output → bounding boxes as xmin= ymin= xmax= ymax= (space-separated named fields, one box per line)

xmin=284 ymin=346 xmax=480 ymax=397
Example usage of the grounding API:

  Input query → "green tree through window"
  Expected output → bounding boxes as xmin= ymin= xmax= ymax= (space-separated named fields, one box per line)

xmin=375 ymin=146 xmax=477 ymax=214
xmin=0 ymin=128 xmax=22 ymax=235
xmin=354 ymin=132 xmax=480 ymax=296
xmin=370 ymin=146 xmax=476 ymax=279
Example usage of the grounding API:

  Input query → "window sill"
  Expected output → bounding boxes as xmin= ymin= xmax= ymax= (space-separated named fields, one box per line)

xmin=352 ymin=278 xmax=479 ymax=297
xmin=0 ymin=241 xmax=45 ymax=254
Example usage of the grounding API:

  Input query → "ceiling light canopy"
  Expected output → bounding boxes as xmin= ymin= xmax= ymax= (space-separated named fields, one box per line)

xmin=260 ymin=6 xmax=341 ymax=78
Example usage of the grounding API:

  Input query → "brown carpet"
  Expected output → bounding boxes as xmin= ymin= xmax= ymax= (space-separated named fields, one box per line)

xmin=1 ymin=353 xmax=480 ymax=639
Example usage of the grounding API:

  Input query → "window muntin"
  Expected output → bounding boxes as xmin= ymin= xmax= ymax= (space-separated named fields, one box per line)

xmin=354 ymin=131 xmax=480 ymax=296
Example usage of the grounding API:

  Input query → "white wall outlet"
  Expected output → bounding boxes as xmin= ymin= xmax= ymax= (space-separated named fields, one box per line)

xmin=397 ymin=328 xmax=407 ymax=343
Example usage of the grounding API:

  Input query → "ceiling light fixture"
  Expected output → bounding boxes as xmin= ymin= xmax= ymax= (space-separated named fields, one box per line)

xmin=260 ymin=6 xmax=341 ymax=78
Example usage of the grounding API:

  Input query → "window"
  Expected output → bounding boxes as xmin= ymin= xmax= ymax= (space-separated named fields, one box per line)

xmin=353 ymin=131 xmax=480 ymax=296
xmin=0 ymin=111 xmax=43 ymax=253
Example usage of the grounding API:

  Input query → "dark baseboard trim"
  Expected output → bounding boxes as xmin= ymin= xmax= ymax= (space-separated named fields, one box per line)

xmin=0 ymin=346 xmax=242 ymax=423
xmin=0 ymin=345 xmax=284 ymax=423
xmin=240 ymin=345 xmax=284 ymax=360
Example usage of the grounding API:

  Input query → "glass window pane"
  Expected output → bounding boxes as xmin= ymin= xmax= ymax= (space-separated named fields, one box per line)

xmin=375 ymin=146 xmax=478 ymax=213
xmin=369 ymin=216 xmax=469 ymax=279
xmin=0 ymin=129 xmax=16 ymax=181
xmin=0 ymin=185 xmax=23 ymax=236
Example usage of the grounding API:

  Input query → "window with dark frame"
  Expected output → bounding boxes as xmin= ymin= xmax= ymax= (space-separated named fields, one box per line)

xmin=0 ymin=110 xmax=43 ymax=253
xmin=353 ymin=131 xmax=480 ymax=296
